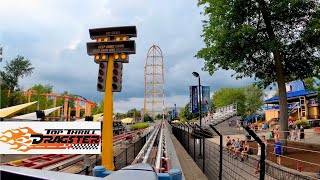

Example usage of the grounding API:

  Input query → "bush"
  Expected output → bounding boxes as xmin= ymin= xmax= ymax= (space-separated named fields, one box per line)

xmin=130 ymin=122 xmax=150 ymax=130
xmin=294 ymin=120 xmax=310 ymax=129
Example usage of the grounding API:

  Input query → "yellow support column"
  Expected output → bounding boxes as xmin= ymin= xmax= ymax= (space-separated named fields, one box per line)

xmin=102 ymin=56 xmax=115 ymax=170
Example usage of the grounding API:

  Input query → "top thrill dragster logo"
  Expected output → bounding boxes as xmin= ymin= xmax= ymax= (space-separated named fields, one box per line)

xmin=0 ymin=127 xmax=101 ymax=152
xmin=31 ymin=129 xmax=100 ymax=144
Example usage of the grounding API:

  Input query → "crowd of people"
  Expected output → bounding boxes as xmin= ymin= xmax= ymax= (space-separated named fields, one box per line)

xmin=224 ymin=134 xmax=283 ymax=175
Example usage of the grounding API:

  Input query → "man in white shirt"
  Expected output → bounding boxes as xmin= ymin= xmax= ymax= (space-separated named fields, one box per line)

xmin=255 ymin=135 xmax=267 ymax=175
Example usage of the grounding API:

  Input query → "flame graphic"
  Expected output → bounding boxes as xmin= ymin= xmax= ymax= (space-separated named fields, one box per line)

xmin=0 ymin=127 xmax=37 ymax=152
xmin=0 ymin=127 xmax=73 ymax=152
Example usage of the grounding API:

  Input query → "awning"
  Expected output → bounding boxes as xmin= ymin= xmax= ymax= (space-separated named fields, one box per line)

xmin=12 ymin=106 xmax=62 ymax=120
xmin=0 ymin=102 xmax=38 ymax=118
xmin=264 ymin=90 xmax=318 ymax=104
xmin=121 ymin=118 xmax=134 ymax=124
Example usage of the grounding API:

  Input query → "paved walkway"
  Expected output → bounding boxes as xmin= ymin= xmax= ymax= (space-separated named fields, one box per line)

xmin=170 ymin=132 xmax=208 ymax=180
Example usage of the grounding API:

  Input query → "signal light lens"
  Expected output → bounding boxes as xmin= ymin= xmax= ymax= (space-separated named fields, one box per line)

xmin=97 ymin=84 xmax=103 ymax=89
xmin=99 ymin=69 xmax=104 ymax=75
xmin=122 ymin=36 xmax=127 ymax=41
xmin=100 ymin=63 xmax=105 ymax=69
xmin=113 ymin=76 xmax=118 ymax=82
xmin=115 ymin=36 xmax=121 ymax=41
xmin=120 ymin=53 xmax=126 ymax=60
xmin=102 ymin=54 xmax=107 ymax=60
xmin=97 ymin=37 xmax=102 ymax=42
xmin=103 ymin=37 xmax=108 ymax=41
xmin=95 ymin=55 xmax=100 ymax=60
xmin=114 ymin=63 xmax=119 ymax=69
xmin=98 ymin=77 xmax=104 ymax=82
xmin=113 ymin=69 xmax=118 ymax=75
xmin=114 ymin=54 xmax=119 ymax=60
xmin=112 ymin=84 xmax=117 ymax=89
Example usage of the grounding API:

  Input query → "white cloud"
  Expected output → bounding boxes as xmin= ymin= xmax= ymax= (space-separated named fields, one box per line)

xmin=0 ymin=0 xmax=258 ymax=113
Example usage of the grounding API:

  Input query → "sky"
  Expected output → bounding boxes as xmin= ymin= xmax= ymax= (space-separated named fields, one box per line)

xmin=0 ymin=0 xmax=275 ymax=113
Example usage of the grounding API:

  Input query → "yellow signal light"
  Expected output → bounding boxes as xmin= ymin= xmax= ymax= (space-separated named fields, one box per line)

xmin=103 ymin=37 xmax=108 ymax=41
xmin=114 ymin=54 xmax=119 ymax=60
xmin=115 ymin=36 xmax=121 ymax=41
xmin=95 ymin=55 xmax=100 ymax=60
xmin=120 ymin=53 xmax=126 ymax=60
xmin=97 ymin=37 xmax=102 ymax=42
xmin=122 ymin=36 xmax=127 ymax=41
xmin=101 ymin=54 xmax=107 ymax=60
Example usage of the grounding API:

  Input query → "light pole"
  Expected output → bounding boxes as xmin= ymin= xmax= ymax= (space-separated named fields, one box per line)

xmin=192 ymin=71 xmax=202 ymax=157
xmin=174 ymin=103 xmax=176 ymax=119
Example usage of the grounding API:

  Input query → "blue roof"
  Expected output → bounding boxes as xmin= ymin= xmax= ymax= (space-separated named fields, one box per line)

xmin=265 ymin=89 xmax=318 ymax=103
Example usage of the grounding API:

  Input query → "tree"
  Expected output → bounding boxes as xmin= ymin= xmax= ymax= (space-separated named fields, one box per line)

xmin=127 ymin=109 xmax=141 ymax=118
xmin=0 ymin=55 xmax=34 ymax=91
xmin=144 ymin=113 xmax=153 ymax=122
xmin=196 ymin=0 xmax=320 ymax=148
xmin=243 ymin=85 xmax=265 ymax=116
xmin=304 ymin=77 xmax=316 ymax=91
xmin=91 ymin=100 xmax=104 ymax=115
xmin=0 ymin=44 xmax=3 ymax=62
xmin=212 ymin=88 xmax=246 ymax=116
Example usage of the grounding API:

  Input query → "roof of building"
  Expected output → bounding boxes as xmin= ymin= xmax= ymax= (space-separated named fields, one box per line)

xmin=264 ymin=89 xmax=318 ymax=104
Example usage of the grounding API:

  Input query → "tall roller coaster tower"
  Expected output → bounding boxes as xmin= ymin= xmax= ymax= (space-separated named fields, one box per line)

xmin=143 ymin=45 xmax=165 ymax=120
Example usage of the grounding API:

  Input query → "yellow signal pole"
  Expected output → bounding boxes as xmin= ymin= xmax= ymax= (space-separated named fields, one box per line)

xmin=102 ymin=55 xmax=115 ymax=170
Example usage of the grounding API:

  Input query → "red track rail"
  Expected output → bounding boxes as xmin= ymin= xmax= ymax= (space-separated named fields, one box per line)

xmin=1 ymin=129 xmax=146 ymax=169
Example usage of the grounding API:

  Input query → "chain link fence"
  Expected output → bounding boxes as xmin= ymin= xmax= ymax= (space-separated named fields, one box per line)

xmin=171 ymin=123 xmax=316 ymax=180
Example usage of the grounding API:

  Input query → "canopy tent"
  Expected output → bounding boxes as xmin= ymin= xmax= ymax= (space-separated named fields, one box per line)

xmin=76 ymin=113 xmax=109 ymax=122
xmin=12 ymin=106 xmax=62 ymax=120
xmin=121 ymin=117 xmax=134 ymax=124
xmin=0 ymin=101 xmax=38 ymax=118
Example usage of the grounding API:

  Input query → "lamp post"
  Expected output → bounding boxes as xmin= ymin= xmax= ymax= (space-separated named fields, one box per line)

xmin=192 ymin=71 xmax=202 ymax=157
xmin=174 ymin=103 xmax=177 ymax=119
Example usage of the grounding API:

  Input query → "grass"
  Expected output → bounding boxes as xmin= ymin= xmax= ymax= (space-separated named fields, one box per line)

xmin=130 ymin=122 xmax=150 ymax=130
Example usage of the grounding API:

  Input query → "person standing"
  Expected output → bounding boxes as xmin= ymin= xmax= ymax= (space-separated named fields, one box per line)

xmin=299 ymin=126 xmax=305 ymax=141
xmin=255 ymin=135 xmax=267 ymax=174
xmin=293 ymin=126 xmax=298 ymax=141
xmin=274 ymin=138 xmax=282 ymax=165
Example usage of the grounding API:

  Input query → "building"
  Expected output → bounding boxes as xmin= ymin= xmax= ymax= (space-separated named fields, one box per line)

xmin=264 ymin=80 xmax=319 ymax=122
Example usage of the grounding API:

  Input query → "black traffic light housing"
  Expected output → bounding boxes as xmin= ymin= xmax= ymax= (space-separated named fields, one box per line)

xmin=97 ymin=62 xmax=108 ymax=92
xmin=112 ymin=62 xmax=123 ymax=92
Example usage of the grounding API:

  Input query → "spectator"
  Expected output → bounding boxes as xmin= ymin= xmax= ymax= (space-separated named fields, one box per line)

xmin=225 ymin=136 xmax=232 ymax=150
xmin=235 ymin=141 xmax=244 ymax=159
xmin=255 ymin=135 xmax=267 ymax=175
xmin=274 ymin=137 xmax=282 ymax=165
xmin=232 ymin=138 xmax=241 ymax=157
xmin=293 ymin=126 xmax=298 ymax=141
xmin=241 ymin=141 xmax=250 ymax=161
xmin=275 ymin=128 xmax=279 ymax=139
xmin=229 ymin=139 xmax=236 ymax=154
xmin=299 ymin=126 xmax=305 ymax=141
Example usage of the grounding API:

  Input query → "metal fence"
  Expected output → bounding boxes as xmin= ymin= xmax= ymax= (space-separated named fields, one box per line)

xmin=114 ymin=132 xmax=150 ymax=170
xmin=171 ymin=123 xmax=316 ymax=180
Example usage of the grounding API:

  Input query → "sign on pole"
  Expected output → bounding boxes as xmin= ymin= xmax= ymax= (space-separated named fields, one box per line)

xmin=202 ymin=86 xmax=210 ymax=112
xmin=189 ymin=86 xmax=199 ymax=113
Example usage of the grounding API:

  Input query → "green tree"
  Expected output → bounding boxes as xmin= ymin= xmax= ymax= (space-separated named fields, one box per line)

xmin=304 ymin=77 xmax=316 ymax=91
xmin=91 ymin=100 xmax=104 ymax=115
xmin=127 ymin=108 xmax=141 ymax=118
xmin=243 ymin=85 xmax=265 ymax=116
xmin=28 ymin=84 xmax=53 ymax=112
xmin=212 ymin=88 xmax=246 ymax=116
xmin=196 ymin=0 xmax=320 ymax=147
xmin=0 ymin=56 xmax=34 ymax=91
xmin=0 ymin=44 xmax=2 ymax=62
xmin=144 ymin=113 xmax=153 ymax=122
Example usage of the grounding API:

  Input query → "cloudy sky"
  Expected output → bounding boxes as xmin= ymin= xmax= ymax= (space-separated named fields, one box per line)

xmin=0 ymin=0 xmax=274 ymax=112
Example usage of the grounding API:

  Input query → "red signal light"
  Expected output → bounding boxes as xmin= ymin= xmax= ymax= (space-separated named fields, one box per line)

xmin=113 ymin=69 xmax=118 ymax=75
xmin=98 ymin=77 xmax=103 ymax=82
xmin=113 ymin=76 xmax=118 ymax=82
xmin=114 ymin=63 xmax=119 ymax=68
xmin=100 ymin=63 xmax=105 ymax=69
xmin=99 ymin=70 xmax=104 ymax=75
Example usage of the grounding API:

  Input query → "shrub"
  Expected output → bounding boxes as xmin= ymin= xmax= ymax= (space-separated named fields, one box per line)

xmin=130 ymin=122 xmax=150 ymax=131
xmin=294 ymin=120 xmax=310 ymax=129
